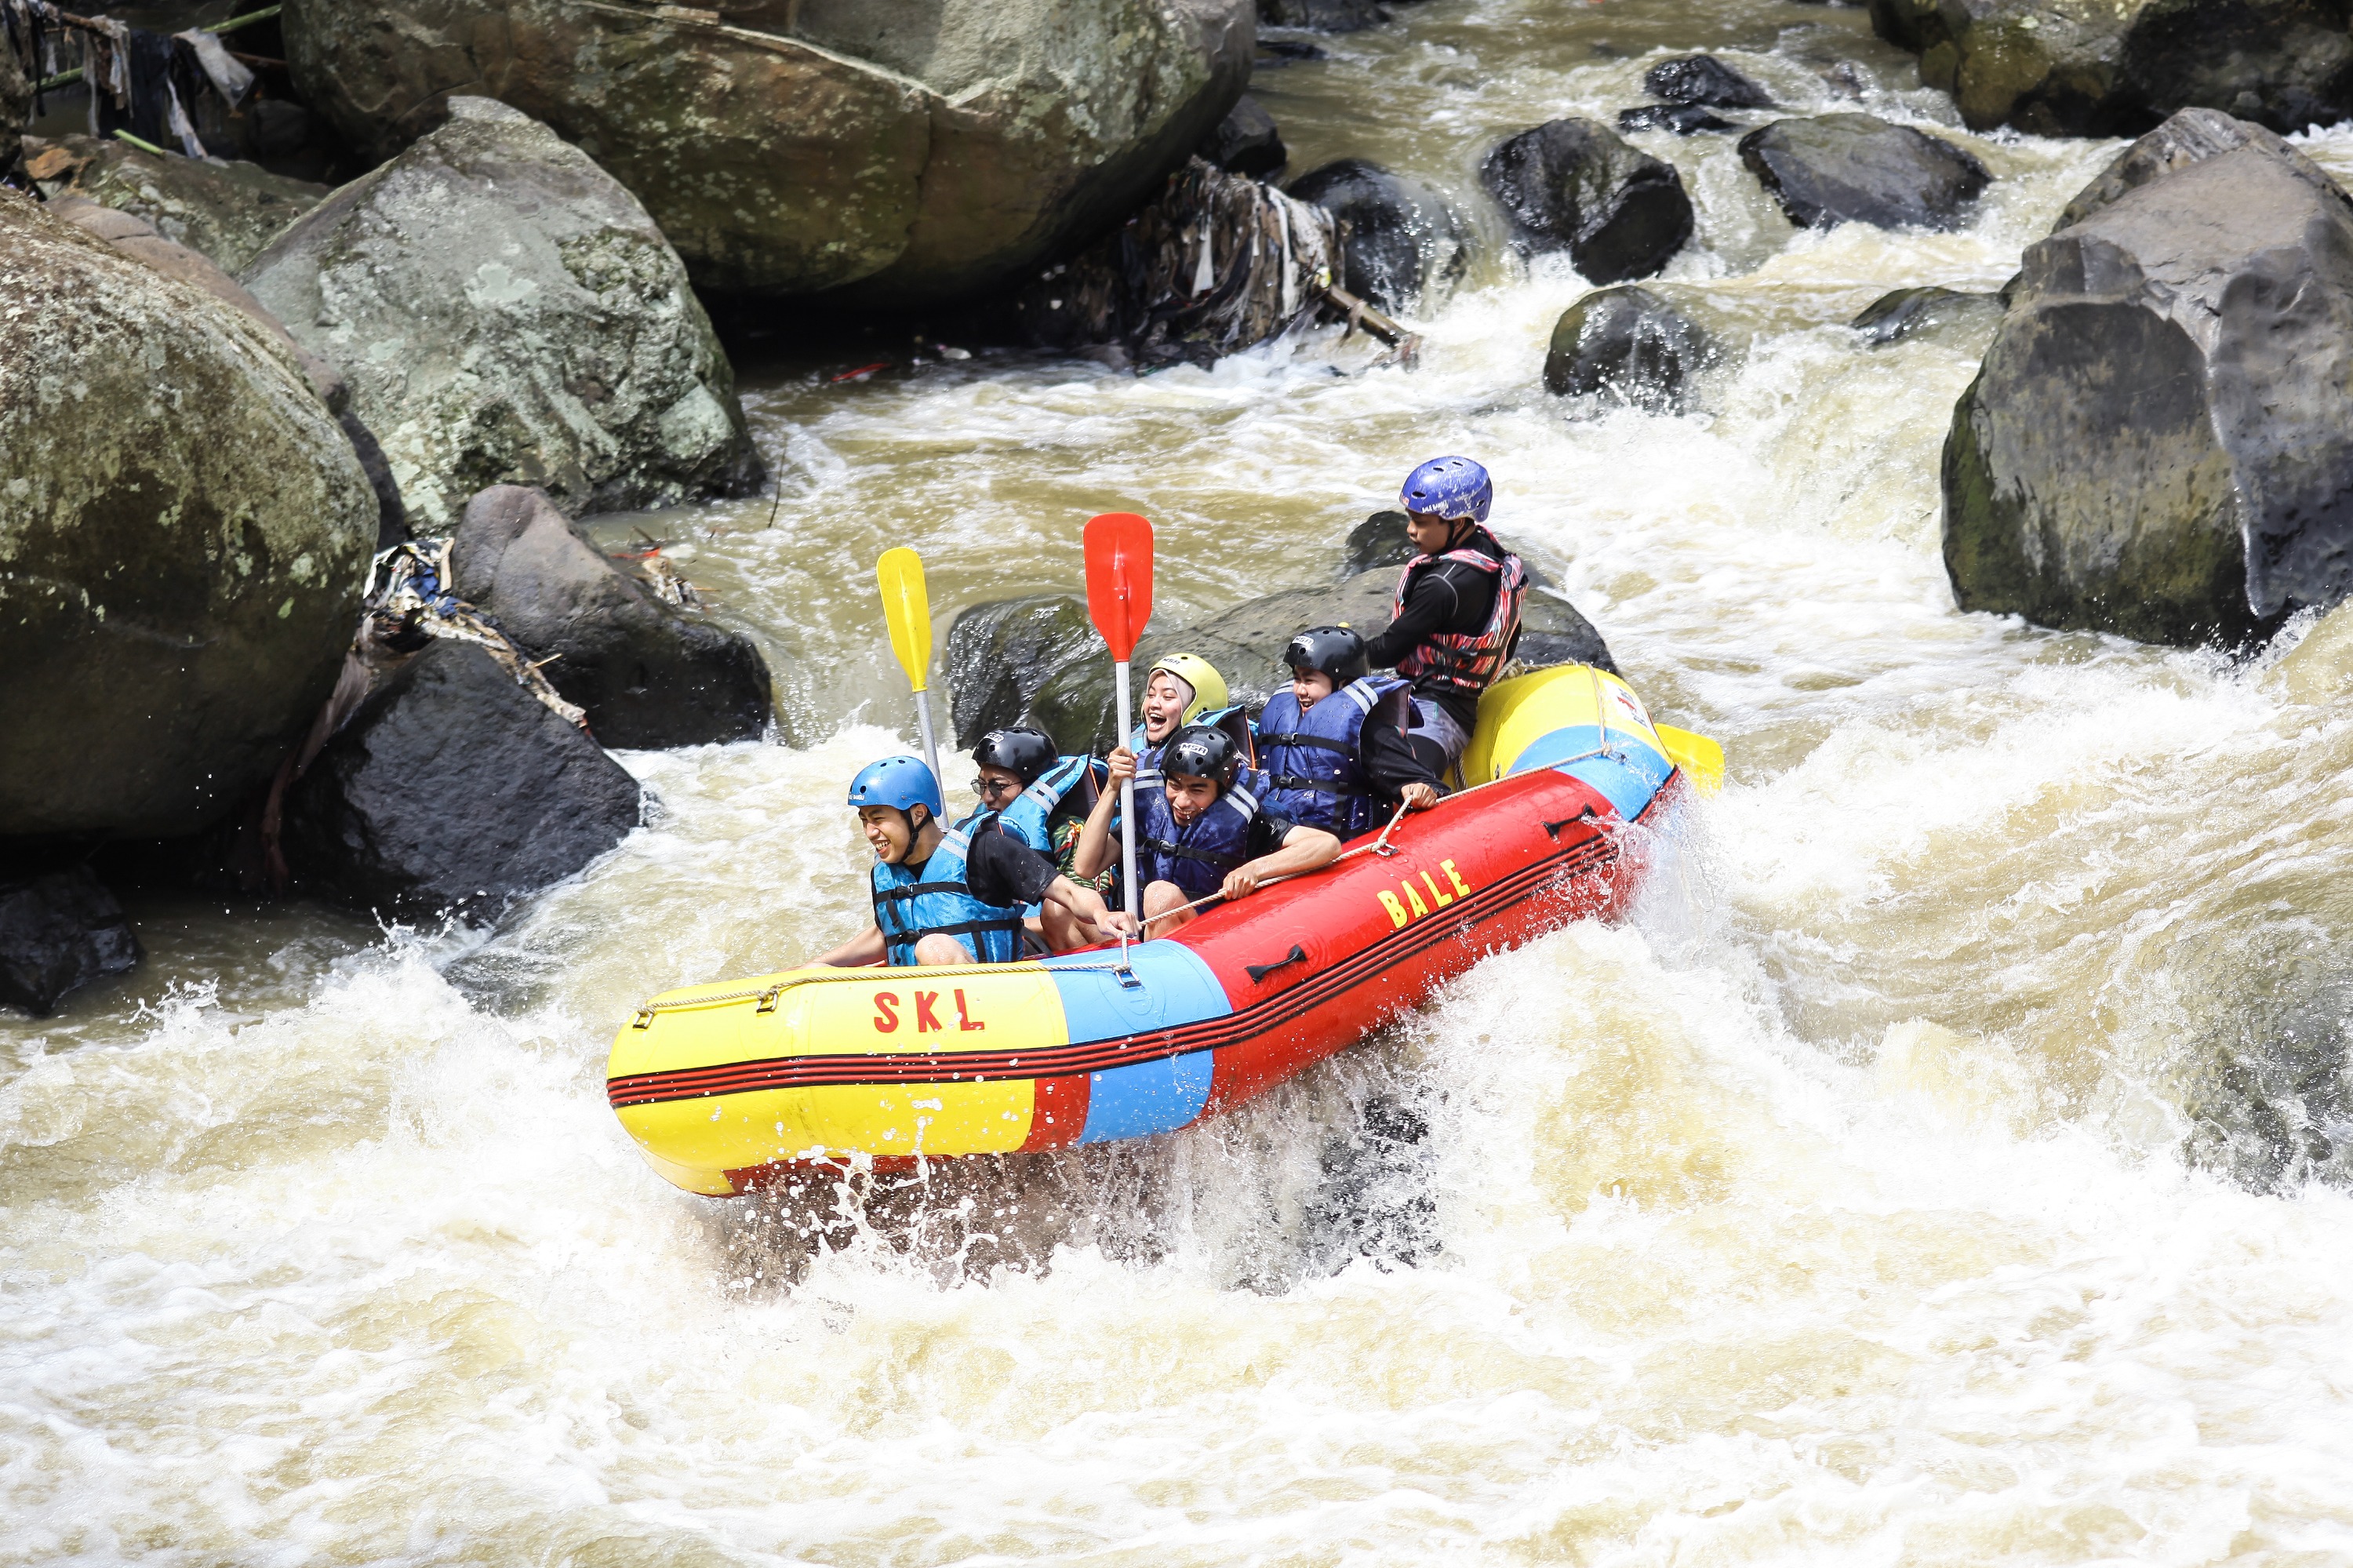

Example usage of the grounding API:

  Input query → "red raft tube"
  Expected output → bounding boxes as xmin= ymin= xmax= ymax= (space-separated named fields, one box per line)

xmin=607 ymin=664 xmax=1721 ymax=1195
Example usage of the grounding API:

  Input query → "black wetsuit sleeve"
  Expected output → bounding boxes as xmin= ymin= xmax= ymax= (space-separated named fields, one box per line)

xmin=1246 ymin=807 xmax=1303 ymax=860
xmin=1363 ymin=569 xmax=1462 ymax=668
xmin=1363 ymin=718 xmax=1441 ymax=794
xmin=962 ymin=827 xmax=1061 ymax=908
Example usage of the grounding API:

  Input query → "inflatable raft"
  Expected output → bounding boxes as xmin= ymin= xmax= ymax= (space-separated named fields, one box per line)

xmin=608 ymin=664 xmax=1713 ymax=1195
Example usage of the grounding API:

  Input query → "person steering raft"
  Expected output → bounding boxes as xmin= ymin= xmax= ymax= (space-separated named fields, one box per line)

xmin=816 ymin=755 xmax=1134 ymax=968
xmin=1364 ymin=457 xmax=1529 ymax=778
xmin=1257 ymin=625 xmax=1441 ymax=835
xmin=1076 ymin=722 xmax=1341 ymax=935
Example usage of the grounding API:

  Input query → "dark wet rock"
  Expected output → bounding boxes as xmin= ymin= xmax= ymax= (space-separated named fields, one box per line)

xmin=1850 ymin=285 xmax=2006 ymax=347
xmin=952 ymin=569 xmax=1617 ymax=753
xmin=1868 ymin=0 xmax=2353 ymax=136
xmin=453 ymin=486 xmax=772 ymax=749
xmin=1343 ymin=511 xmax=1417 ymax=575
xmin=0 ymin=190 xmax=378 ymax=841
xmin=1518 ymin=589 xmax=1620 ymax=675
xmin=282 ymin=0 xmax=1252 ymax=305
xmin=1740 ymin=114 xmax=1992 ymax=230
xmin=1260 ymin=0 xmax=1388 ymax=29
xmin=1943 ymin=111 xmax=2353 ymax=646
xmin=1198 ymin=94 xmax=1287 ymax=179
xmin=0 ymin=867 xmax=142 ymax=1018
xmin=1289 ymin=158 xmax=1470 ymax=311
xmin=1 ymin=35 xmax=27 ymax=177
xmin=23 ymin=133 xmax=328 ymax=273
xmin=1543 ymin=285 xmax=1713 ymax=412
xmin=283 ymin=639 xmax=643 ymax=918
xmin=1617 ymin=104 xmax=1737 ymax=136
xmin=1479 ymin=118 xmax=1693 ymax=283
xmin=243 ymin=98 xmax=761 ymax=532
xmin=1644 ymin=53 xmax=1774 ymax=109
xmin=1257 ymin=38 xmax=1329 ymax=64
xmin=341 ymin=410 xmax=410 ymax=549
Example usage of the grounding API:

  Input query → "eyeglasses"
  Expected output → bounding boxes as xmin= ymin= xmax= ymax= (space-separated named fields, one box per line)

xmin=970 ymin=776 xmax=1022 ymax=799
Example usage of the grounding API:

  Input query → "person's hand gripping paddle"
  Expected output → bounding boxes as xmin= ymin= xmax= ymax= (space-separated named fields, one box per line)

xmin=1083 ymin=512 xmax=1154 ymax=924
xmin=875 ymin=548 xmax=944 ymax=788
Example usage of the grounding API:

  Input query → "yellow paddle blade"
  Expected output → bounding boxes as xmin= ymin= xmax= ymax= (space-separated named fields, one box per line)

xmin=875 ymin=548 xmax=933 ymax=694
xmin=1655 ymin=724 xmax=1725 ymax=795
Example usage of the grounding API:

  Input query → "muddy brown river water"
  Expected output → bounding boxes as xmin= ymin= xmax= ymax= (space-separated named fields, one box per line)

xmin=10 ymin=1 xmax=2353 ymax=1560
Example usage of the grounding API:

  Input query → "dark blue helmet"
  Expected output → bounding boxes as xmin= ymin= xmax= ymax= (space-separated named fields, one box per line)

xmin=1400 ymin=456 xmax=1493 ymax=525
xmin=848 ymin=755 xmax=943 ymax=821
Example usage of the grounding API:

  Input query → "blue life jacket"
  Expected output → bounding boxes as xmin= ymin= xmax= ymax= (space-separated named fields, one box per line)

xmin=1255 ymin=676 xmax=1410 ymax=837
xmin=870 ymin=813 xmax=1027 ymax=966
xmin=994 ymin=754 xmax=1104 ymax=855
xmin=1137 ymin=776 xmax=1261 ymax=899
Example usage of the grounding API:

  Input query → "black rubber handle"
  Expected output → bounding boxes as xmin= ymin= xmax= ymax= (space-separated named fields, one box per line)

xmin=1544 ymin=808 xmax=1598 ymax=840
xmin=1246 ymin=944 xmax=1308 ymax=983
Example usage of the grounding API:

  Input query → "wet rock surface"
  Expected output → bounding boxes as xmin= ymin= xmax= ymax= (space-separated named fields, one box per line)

xmin=0 ymin=190 xmax=379 ymax=841
xmin=1342 ymin=511 xmax=1417 ymax=575
xmin=1259 ymin=0 xmax=1390 ymax=30
xmin=1198 ymin=94 xmax=1287 ymax=179
xmin=1544 ymin=285 xmax=1713 ymax=412
xmin=282 ymin=0 xmax=1251 ymax=304
xmin=453 ymin=486 xmax=773 ymax=749
xmin=242 ymin=97 xmax=761 ymax=532
xmin=1944 ymin=111 xmax=2353 ymax=646
xmin=0 ymin=867 xmax=143 ymax=1018
xmin=1869 ymin=0 xmax=2353 ymax=136
xmin=282 ymin=638 xmax=644 ymax=918
xmin=1617 ymin=104 xmax=1735 ymax=136
xmin=1851 ymin=285 xmax=2005 ymax=347
xmin=1289 ymin=158 xmax=1470 ymax=311
xmin=1644 ymin=53 xmax=1773 ymax=109
xmin=1479 ymin=118 xmax=1693 ymax=283
xmin=23 ymin=134 xmax=329 ymax=273
xmin=1740 ymin=114 xmax=1991 ymax=230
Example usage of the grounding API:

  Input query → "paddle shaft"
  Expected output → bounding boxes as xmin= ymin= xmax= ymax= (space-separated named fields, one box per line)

xmin=912 ymin=689 xmax=941 ymax=792
xmin=1114 ymin=660 xmax=1140 ymax=921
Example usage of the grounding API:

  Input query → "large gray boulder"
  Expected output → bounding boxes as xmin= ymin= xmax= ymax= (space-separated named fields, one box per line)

xmin=242 ymin=98 xmax=761 ymax=532
xmin=1289 ymin=159 xmax=1470 ymax=311
xmin=453 ymin=486 xmax=773 ymax=749
xmin=23 ymin=133 xmax=329 ymax=274
xmin=1740 ymin=114 xmax=1991 ymax=230
xmin=282 ymin=638 xmax=644 ymax=917
xmin=1544 ymin=286 xmax=1713 ymax=413
xmin=0 ymin=191 xmax=379 ymax=839
xmin=1869 ymin=0 xmax=2353 ymax=136
xmin=282 ymin=0 xmax=1252 ymax=304
xmin=1943 ymin=111 xmax=2353 ymax=646
xmin=1479 ymin=118 xmax=1693 ymax=283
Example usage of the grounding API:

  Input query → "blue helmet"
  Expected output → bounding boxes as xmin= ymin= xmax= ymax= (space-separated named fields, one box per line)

xmin=1400 ymin=456 xmax=1493 ymax=525
xmin=848 ymin=755 xmax=943 ymax=822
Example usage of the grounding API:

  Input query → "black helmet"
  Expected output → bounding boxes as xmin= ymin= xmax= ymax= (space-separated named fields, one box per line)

xmin=973 ymin=726 xmax=1058 ymax=786
xmin=1162 ymin=723 xmax=1242 ymax=789
xmin=1283 ymin=625 xmax=1369 ymax=686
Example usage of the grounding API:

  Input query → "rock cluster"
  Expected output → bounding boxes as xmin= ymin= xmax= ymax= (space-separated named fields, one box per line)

xmin=1479 ymin=118 xmax=1694 ymax=282
xmin=282 ymin=0 xmax=1253 ymax=304
xmin=243 ymin=97 xmax=762 ymax=531
xmin=1944 ymin=109 xmax=2353 ymax=646
xmin=22 ymin=134 xmax=328 ymax=273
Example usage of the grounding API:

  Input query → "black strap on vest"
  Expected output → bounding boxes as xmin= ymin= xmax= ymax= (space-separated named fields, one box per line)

xmin=1144 ymin=835 xmax=1245 ymax=871
xmin=1256 ymin=731 xmax=1353 ymax=755
xmin=1265 ymin=775 xmax=1371 ymax=796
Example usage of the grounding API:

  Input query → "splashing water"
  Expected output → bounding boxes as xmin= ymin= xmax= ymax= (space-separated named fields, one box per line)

xmin=11 ymin=0 xmax=2353 ymax=1559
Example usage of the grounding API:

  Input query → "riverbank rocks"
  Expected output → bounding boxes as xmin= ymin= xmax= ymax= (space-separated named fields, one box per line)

xmin=1199 ymin=95 xmax=1287 ymax=179
xmin=242 ymin=98 xmax=760 ymax=532
xmin=1544 ymin=286 xmax=1712 ymax=412
xmin=1645 ymin=54 xmax=1773 ymax=109
xmin=1290 ymin=158 xmax=1470 ymax=310
xmin=1740 ymin=115 xmax=1991 ymax=229
xmin=0 ymin=867 xmax=142 ymax=1017
xmin=1851 ymin=285 xmax=2005 ymax=347
xmin=1479 ymin=118 xmax=1693 ymax=282
xmin=948 ymin=569 xmax=1618 ymax=752
xmin=23 ymin=134 xmax=328 ymax=273
xmin=0 ymin=190 xmax=378 ymax=840
xmin=282 ymin=0 xmax=1251 ymax=304
xmin=1867 ymin=0 xmax=2353 ymax=136
xmin=1943 ymin=111 xmax=2353 ymax=646
xmin=453 ymin=486 xmax=772 ymax=749
xmin=282 ymin=639 xmax=643 ymax=917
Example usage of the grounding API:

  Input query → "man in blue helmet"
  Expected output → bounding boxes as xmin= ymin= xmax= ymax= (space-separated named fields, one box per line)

xmin=1362 ymin=456 xmax=1529 ymax=777
xmin=815 ymin=755 xmax=1135 ymax=968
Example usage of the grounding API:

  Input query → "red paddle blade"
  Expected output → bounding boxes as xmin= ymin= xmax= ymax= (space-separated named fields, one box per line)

xmin=1082 ymin=511 xmax=1155 ymax=660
